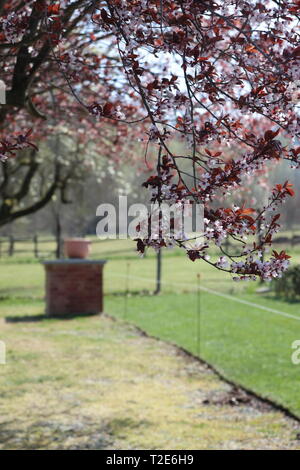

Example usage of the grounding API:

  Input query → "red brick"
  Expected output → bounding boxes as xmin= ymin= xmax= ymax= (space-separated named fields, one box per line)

xmin=43 ymin=260 xmax=106 ymax=317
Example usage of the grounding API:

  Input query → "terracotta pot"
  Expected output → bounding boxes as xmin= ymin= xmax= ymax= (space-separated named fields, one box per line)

xmin=64 ymin=238 xmax=91 ymax=259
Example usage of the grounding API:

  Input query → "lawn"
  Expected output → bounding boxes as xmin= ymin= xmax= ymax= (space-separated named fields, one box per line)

xmin=1 ymin=238 xmax=300 ymax=419
xmin=1 ymin=298 xmax=299 ymax=450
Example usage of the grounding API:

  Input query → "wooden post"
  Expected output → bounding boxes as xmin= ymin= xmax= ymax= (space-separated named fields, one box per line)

xmin=124 ymin=262 xmax=130 ymax=319
xmin=196 ymin=273 xmax=201 ymax=357
xmin=257 ymin=207 xmax=264 ymax=283
xmin=154 ymin=249 xmax=162 ymax=295
xmin=34 ymin=234 xmax=39 ymax=258
xmin=9 ymin=235 xmax=14 ymax=256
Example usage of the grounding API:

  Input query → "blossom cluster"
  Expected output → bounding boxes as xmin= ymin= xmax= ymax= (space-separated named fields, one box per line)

xmin=0 ymin=130 xmax=38 ymax=162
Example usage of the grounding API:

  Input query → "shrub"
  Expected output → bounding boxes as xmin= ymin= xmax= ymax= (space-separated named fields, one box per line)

xmin=273 ymin=265 xmax=300 ymax=300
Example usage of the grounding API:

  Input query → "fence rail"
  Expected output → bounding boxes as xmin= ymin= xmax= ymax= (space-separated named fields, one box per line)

xmin=0 ymin=235 xmax=58 ymax=258
xmin=0 ymin=233 xmax=298 ymax=259
xmin=0 ymin=235 xmax=108 ymax=259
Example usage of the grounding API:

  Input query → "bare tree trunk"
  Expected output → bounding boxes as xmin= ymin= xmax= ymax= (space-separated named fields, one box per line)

xmin=55 ymin=209 xmax=62 ymax=259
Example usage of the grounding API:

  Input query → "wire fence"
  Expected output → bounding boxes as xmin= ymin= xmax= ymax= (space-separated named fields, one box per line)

xmin=0 ymin=231 xmax=299 ymax=260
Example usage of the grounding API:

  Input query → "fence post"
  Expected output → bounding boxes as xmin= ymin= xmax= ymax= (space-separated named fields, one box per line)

xmin=154 ymin=249 xmax=162 ymax=295
xmin=9 ymin=235 xmax=14 ymax=256
xmin=257 ymin=207 xmax=265 ymax=284
xmin=34 ymin=234 xmax=39 ymax=258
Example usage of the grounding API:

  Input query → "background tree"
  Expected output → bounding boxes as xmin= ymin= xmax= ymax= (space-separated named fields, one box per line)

xmin=0 ymin=117 xmax=139 ymax=226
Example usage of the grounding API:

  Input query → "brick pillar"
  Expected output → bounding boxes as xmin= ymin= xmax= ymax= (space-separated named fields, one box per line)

xmin=43 ymin=260 xmax=107 ymax=317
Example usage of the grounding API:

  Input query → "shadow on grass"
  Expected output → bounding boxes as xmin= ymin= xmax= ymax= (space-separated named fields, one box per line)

xmin=108 ymin=289 xmax=154 ymax=297
xmin=0 ymin=292 xmax=42 ymax=301
xmin=262 ymin=293 xmax=300 ymax=304
xmin=5 ymin=314 xmax=47 ymax=323
xmin=0 ymin=417 xmax=112 ymax=450
xmin=5 ymin=312 xmax=101 ymax=323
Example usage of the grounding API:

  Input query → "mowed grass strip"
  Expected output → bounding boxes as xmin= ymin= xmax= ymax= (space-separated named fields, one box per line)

xmin=0 ymin=299 xmax=300 ymax=449
xmin=107 ymin=290 xmax=300 ymax=418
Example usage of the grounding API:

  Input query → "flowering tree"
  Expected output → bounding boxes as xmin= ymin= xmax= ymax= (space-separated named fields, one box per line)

xmin=0 ymin=114 xmax=139 ymax=226
xmin=0 ymin=0 xmax=141 ymax=226
xmin=1 ymin=0 xmax=300 ymax=281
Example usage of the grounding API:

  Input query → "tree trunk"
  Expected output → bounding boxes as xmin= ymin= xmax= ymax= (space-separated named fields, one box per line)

xmin=55 ymin=210 xmax=62 ymax=259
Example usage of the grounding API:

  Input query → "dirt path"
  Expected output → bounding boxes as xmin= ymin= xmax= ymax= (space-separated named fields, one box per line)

xmin=0 ymin=312 xmax=299 ymax=450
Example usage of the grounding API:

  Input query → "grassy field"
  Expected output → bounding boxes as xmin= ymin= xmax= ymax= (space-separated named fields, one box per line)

xmin=1 ymin=300 xmax=300 ymax=450
xmin=1 ymin=238 xmax=300 ymax=421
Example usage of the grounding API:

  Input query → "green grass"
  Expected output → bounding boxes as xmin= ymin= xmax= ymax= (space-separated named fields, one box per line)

xmin=107 ymin=292 xmax=300 ymax=417
xmin=2 ymin=238 xmax=300 ymax=419
xmin=1 ymin=298 xmax=299 ymax=449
